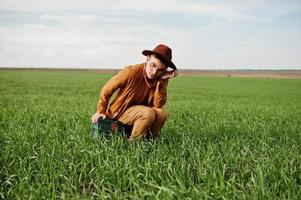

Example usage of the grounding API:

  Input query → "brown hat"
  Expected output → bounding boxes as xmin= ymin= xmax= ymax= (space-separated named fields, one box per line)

xmin=142 ymin=44 xmax=177 ymax=70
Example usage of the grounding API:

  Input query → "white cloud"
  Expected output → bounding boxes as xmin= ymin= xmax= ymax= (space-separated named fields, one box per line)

xmin=0 ymin=0 xmax=276 ymax=22
xmin=0 ymin=0 xmax=301 ymax=69
xmin=23 ymin=24 xmax=47 ymax=29
xmin=40 ymin=14 xmax=96 ymax=23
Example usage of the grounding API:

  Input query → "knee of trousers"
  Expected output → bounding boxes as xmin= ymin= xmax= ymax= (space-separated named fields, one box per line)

xmin=154 ymin=108 xmax=168 ymax=122
xmin=140 ymin=107 xmax=156 ymax=125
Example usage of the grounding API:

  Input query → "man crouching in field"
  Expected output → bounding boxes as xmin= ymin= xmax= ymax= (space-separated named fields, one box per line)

xmin=91 ymin=44 xmax=178 ymax=142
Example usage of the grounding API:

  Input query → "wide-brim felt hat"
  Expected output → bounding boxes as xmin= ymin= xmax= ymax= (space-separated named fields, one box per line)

xmin=142 ymin=44 xmax=177 ymax=70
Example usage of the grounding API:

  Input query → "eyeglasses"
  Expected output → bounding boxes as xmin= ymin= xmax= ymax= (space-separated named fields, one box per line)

xmin=148 ymin=62 xmax=167 ymax=73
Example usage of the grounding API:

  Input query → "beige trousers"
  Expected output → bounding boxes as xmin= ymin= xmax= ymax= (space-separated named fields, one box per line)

xmin=117 ymin=105 xmax=168 ymax=142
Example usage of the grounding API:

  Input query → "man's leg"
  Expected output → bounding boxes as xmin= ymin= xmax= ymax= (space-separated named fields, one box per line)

xmin=149 ymin=108 xmax=168 ymax=138
xmin=117 ymin=106 xmax=168 ymax=142
xmin=118 ymin=105 xmax=155 ymax=142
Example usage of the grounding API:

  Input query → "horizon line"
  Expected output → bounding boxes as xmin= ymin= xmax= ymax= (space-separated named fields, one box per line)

xmin=0 ymin=66 xmax=300 ymax=71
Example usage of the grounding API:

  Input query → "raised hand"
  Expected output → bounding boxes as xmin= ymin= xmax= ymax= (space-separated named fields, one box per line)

xmin=160 ymin=69 xmax=178 ymax=80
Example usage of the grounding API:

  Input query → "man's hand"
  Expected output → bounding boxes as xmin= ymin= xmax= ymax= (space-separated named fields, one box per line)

xmin=91 ymin=112 xmax=106 ymax=124
xmin=160 ymin=69 xmax=178 ymax=80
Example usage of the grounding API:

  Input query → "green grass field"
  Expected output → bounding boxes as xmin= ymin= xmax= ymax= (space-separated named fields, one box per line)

xmin=1 ymin=69 xmax=301 ymax=199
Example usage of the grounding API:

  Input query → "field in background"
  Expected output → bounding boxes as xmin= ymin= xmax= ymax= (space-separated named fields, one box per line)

xmin=179 ymin=69 xmax=301 ymax=79
xmin=1 ymin=69 xmax=301 ymax=199
xmin=2 ymin=68 xmax=301 ymax=79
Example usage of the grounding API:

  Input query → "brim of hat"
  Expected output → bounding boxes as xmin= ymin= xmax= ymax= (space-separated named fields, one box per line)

xmin=142 ymin=50 xmax=177 ymax=70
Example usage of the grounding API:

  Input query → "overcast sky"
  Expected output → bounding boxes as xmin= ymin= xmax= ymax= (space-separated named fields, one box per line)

xmin=0 ymin=0 xmax=300 ymax=69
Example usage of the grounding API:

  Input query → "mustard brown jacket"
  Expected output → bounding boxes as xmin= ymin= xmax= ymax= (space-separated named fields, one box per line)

xmin=96 ymin=63 xmax=168 ymax=119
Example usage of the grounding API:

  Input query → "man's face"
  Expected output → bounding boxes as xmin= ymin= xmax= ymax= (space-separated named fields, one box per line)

xmin=145 ymin=55 xmax=167 ymax=80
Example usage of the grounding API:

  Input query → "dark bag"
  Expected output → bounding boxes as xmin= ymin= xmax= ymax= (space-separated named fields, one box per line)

xmin=92 ymin=118 xmax=132 ymax=140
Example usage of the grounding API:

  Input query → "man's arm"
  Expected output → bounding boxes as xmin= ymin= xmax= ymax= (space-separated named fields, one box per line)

xmin=152 ymin=69 xmax=178 ymax=108
xmin=92 ymin=67 xmax=131 ymax=124
xmin=153 ymin=79 xmax=169 ymax=108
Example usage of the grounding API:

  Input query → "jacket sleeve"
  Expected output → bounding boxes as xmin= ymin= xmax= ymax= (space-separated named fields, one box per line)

xmin=153 ymin=79 xmax=169 ymax=108
xmin=96 ymin=67 xmax=131 ymax=114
